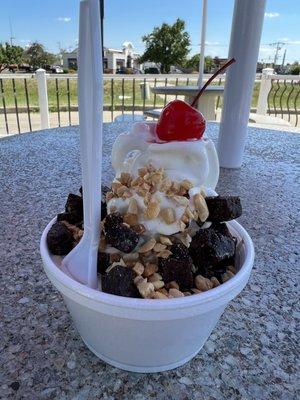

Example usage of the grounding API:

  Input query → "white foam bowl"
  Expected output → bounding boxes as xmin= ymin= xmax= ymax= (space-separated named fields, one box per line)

xmin=40 ymin=217 xmax=254 ymax=373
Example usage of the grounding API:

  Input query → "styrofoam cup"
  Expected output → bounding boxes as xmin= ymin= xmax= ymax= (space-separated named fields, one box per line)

xmin=40 ymin=217 xmax=254 ymax=373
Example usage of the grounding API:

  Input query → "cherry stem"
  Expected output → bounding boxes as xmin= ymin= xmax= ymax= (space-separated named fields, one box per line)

xmin=191 ymin=57 xmax=236 ymax=108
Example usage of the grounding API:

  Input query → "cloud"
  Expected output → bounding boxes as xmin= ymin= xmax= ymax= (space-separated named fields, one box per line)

xmin=57 ymin=17 xmax=71 ymax=22
xmin=205 ymin=41 xmax=220 ymax=46
xmin=259 ymin=46 xmax=273 ymax=54
xmin=265 ymin=12 xmax=279 ymax=18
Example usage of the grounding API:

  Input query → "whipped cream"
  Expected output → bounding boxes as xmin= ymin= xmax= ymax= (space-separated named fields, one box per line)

xmin=107 ymin=191 xmax=188 ymax=236
xmin=111 ymin=122 xmax=219 ymax=189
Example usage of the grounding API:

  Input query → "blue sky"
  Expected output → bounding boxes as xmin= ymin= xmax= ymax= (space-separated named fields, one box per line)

xmin=1 ymin=0 xmax=300 ymax=64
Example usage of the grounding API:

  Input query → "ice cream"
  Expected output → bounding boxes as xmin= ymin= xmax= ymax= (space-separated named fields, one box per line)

xmin=112 ymin=120 xmax=219 ymax=189
xmin=47 ymin=91 xmax=242 ymax=299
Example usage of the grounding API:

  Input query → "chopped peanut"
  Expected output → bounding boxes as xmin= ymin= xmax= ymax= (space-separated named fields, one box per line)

xmin=138 ymin=238 xmax=156 ymax=253
xmin=128 ymin=198 xmax=138 ymax=214
xmin=123 ymin=213 xmax=139 ymax=227
xmin=153 ymin=243 xmax=167 ymax=252
xmin=195 ymin=275 xmax=213 ymax=291
xmin=159 ymin=208 xmax=175 ymax=224
xmin=169 ymin=288 xmax=184 ymax=298
xmin=133 ymin=262 xmax=144 ymax=276
xmin=137 ymin=281 xmax=155 ymax=298
xmin=193 ymin=193 xmax=209 ymax=222
xmin=145 ymin=200 xmax=160 ymax=219
xmin=159 ymin=236 xmax=173 ymax=246
xmin=152 ymin=280 xmax=165 ymax=290
xmin=143 ymin=263 xmax=158 ymax=277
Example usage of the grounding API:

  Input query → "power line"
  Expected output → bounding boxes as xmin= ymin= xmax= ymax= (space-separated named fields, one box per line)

xmin=9 ymin=17 xmax=15 ymax=46
xmin=268 ymin=41 xmax=286 ymax=66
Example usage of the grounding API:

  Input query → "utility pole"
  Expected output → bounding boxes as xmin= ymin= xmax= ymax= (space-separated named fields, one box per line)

xmin=268 ymin=41 xmax=285 ymax=67
xmin=281 ymin=49 xmax=286 ymax=67
xmin=9 ymin=18 xmax=15 ymax=45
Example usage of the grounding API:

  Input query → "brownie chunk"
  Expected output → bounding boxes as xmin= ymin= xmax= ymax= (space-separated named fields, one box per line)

xmin=189 ymin=223 xmax=236 ymax=273
xmin=206 ymin=196 xmax=242 ymax=222
xmin=104 ymin=212 xmax=123 ymax=230
xmin=101 ymin=185 xmax=110 ymax=201
xmin=57 ymin=212 xmax=80 ymax=225
xmin=101 ymin=201 xmax=107 ymax=220
xmin=104 ymin=212 xmax=139 ymax=253
xmin=159 ymin=257 xmax=194 ymax=289
xmin=102 ymin=265 xmax=139 ymax=297
xmin=47 ymin=222 xmax=74 ymax=255
xmin=169 ymin=243 xmax=190 ymax=260
xmin=105 ymin=224 xmax=139 ymax=253
xmin=65 ymin=193 xmax=83 ymax=223
xmin=97 ymin=252 xmax=110 ymax=274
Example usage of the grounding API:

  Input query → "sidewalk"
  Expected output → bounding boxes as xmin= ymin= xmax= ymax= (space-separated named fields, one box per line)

xmin=1 ymin=109 xmax=299 ymax=137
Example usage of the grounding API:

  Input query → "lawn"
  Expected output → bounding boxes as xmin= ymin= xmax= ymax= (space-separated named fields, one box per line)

xmin=0 ymin=76 xmax=299 ymax=113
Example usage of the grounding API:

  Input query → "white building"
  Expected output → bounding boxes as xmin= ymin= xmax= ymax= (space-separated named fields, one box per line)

xmin=62 ymin=41 xmax=140 ymax=73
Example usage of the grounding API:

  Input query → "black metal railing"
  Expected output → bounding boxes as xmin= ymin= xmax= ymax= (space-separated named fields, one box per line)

xmin=1 ymin=73 xmax=299 ymax=135
xmin=267 ymin=77 xmax=300 ymax=126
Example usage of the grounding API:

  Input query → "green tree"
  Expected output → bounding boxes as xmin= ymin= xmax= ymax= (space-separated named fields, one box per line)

xmin=140 ymin=19 xmax=190 ymax=73
xmin=0 ymin=42 xmax=24 ymax=72
xmin=290 ymin=62 xmax=300 ymax=75
xmin=184 ymin=54 xmax=215 ymax=72
xmin=24 ymin=42 xmax=56 ymax=68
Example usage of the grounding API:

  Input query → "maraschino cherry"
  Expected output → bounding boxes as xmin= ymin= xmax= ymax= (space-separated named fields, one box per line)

xmin=156 ymin=100 xmax=205 ymax=141
xmin=156 ymin=58 xmax=236 ymax=142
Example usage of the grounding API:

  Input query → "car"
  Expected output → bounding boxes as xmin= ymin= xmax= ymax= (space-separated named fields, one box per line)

xmin=144 ymin=67 xmax=160 ymax=74
xmin=43 ymin=65 xmax=64 ymax=74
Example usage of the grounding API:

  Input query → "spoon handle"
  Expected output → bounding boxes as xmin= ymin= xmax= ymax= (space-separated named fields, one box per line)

xmin=78 ymin=0 xmax=103 ymax=287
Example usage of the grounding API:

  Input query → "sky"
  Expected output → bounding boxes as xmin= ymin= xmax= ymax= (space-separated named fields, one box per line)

xmin=0 ymin=0 xmax=300 ymax=64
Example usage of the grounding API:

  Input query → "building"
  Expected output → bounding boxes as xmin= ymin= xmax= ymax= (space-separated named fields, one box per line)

xmin=62 ymin=41 xmax=141 ymax=73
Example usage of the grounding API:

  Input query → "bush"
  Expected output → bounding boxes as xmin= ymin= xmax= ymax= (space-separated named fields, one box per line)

xmin=63 ymin=68 xmax=69 ymax=74
xmin=290 ymin=66 xmax=300 ymax=75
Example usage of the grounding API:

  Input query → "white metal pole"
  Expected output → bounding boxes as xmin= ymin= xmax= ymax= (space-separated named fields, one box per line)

xmin=218 ymin=0 xmax=266 ymax=168
xmin=197 ymin=0 xmax=207 ymax=87
xmin=36 ymin=68 xmax=50 ymax=129
xmin=257 ymin=67 xmax=274 ymax=115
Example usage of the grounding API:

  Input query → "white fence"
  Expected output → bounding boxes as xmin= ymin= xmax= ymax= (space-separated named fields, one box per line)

xmin=0 ymin=69 xmax=300 ymax=135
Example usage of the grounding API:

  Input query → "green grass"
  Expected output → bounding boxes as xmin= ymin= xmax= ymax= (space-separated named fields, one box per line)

xmin=0 ymin=77 xmax=299 ymax=112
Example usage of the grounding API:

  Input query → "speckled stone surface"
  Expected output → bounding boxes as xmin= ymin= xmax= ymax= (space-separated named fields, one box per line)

xmin=0 ymin=123 xmax=299 ymax=400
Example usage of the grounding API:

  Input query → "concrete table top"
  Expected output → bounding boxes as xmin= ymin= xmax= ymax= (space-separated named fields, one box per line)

xmin=1 ymin=122 xmax=299 ymax=400
xmin=151 ymin=85 xmax=224 ymax=96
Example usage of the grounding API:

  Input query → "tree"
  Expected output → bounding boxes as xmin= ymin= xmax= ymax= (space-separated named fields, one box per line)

xmin=140 ymin=19 xmax=190 ymax=73
xmin=290 ymin=62 xmax=300 ymax=75
xmin=183 ymin=54 xmax=215 ymax=72
xmin=24 ymin=42 xmax=56 ymax=68
xmin=0 ymin=42 xmax=24 ymax=72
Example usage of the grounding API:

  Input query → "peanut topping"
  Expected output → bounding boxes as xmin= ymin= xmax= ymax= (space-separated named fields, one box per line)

xmin=195 ymin=275 xmax=213 ymax=291
xmin=169 ymin=288 xmax=184 ymax=298
xmin=119 ymin=172 xmax=132 ymax=187
xmin=123 ymin=213 xmax=139 ymax=227
xmin=137 ymin=281 xmax=155 ymax=298
xmin=133 ymin=262 xmax=144 ymax=276
xmin=145 ymin=200 xmax=160 ymax=219
xmin=128 ymin=198 xmax=138 ymax=214
xmin=138 ymin=238 xmax=156 ymax=253
xmin=159 ymin=235 xmax=173 ymax=246
xmin=193 ymin=193 xmax=209 ymax=222
xmin=152 ymin=292 xmax=168 ymax=299
xmin=157 ymin=249 xmax=172 ymax=259
xmin=143 ymin=262 xmax=158 ymax=277
xmin=159 ymin=208 xmax=175 ymax=224
xmin=152 ymin=280 xmax=165 ymax=290
xmin=153 ymin=243 xmax=167 ymax=252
